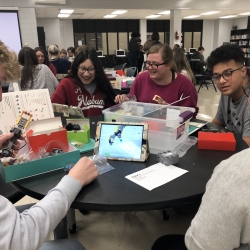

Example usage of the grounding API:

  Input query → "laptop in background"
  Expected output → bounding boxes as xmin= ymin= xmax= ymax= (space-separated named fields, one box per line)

xmin=97 ymin=50 xmax=105 ymax=57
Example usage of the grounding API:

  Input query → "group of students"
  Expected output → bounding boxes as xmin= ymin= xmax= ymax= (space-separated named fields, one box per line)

xmin=1 ymin=37 xmax=250 ymax=249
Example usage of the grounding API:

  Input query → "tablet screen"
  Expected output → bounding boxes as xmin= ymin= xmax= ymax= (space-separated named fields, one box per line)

xmin=98 ymin=124 xmax=144 ymax=159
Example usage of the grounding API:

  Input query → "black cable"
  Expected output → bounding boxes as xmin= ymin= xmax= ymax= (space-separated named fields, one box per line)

xmin=16 ymin=139 xmax=27 ymax=151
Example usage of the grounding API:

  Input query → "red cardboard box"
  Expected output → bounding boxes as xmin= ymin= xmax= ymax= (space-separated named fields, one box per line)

xmin=25 ymin=117 xmax=68 ymax=154
xmin=198 ymin=132 xmax=236 ymax=151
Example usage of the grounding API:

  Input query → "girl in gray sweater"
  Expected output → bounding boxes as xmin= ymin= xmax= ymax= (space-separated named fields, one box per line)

xmin=8 ymin=47 xmax=58 ymax=96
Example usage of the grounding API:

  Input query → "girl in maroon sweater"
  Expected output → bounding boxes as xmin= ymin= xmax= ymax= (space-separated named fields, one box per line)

xmin=51 ymin=49 xmax=116 ymax=117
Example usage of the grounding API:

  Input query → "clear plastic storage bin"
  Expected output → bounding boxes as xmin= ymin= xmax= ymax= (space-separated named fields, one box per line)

xmin=102 ymin=102 xmax=195 ymax=154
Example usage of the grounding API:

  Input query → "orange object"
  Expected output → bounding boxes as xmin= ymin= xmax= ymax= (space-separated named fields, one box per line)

xmin=26 ymin=128 xmax=68 ymax=154
xmin=198 ymin=132 xmax=236 ymax=151
xmin=116 ymin=70 xmax=125 ymax=76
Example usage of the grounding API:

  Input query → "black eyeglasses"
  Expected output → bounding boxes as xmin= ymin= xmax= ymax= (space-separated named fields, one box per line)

xmin=144 ymin=61 xmax=166 ymax=70
xmin=77 ymin=67 xmax=95 ymax=74
xmin=212 ymin=66 xmax=243 ymax=83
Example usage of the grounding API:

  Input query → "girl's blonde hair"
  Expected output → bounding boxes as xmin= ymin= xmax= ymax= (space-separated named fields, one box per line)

xmin=173 ymin=48 xmax=196 ymax=85
xmin=0 ymin=40 xmax=21 ymax=81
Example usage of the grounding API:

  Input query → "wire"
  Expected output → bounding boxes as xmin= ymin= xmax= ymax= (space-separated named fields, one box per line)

xmin=16 ymin=139 xmax=27 ymax=151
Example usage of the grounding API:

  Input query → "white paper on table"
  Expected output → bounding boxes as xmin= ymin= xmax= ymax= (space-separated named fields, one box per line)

xmin=125 ymin=163 xmax=188 ymax=191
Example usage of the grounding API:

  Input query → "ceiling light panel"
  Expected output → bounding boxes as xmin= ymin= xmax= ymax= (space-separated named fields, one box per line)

xmin=60 ymin=9 xmax=74 ymax=14
xmin=103 ymin=14 xmax=117 ymax=18
xmin=239 ymin=12 xmax=250 ymax=15
xmin=111 ymin=10 xmax=127 ymax=15
xmin=219 ymin=15 xmax=238 ymax=18
xmin=157 ymin=11 xmax=170 ymax=15
xmin=184 ymin=15 xmax=200 ymax=18
xmin=200 ymin=11 xmax=221 ymax=15
xmin=145 ymin=15 xmax=161 ymax=18
xmin=58 ymin=13 xmax=70 ymax=17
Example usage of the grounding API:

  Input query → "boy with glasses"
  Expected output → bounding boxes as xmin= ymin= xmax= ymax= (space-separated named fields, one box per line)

xmin=209 ymin=44 xmax=250 ymax=146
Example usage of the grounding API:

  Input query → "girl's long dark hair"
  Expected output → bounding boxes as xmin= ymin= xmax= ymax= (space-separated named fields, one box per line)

xmin=68 ymin=49 xmax=116 ymax=105
xmin=18 ymin=47 xmax=38 ymax=90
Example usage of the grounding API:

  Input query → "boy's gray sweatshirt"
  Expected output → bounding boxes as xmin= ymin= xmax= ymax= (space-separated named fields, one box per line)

xmin=185 ymin=147 xmax=250 ymax=250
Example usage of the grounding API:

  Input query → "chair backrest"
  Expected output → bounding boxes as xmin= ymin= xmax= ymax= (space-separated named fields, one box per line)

xmin=194 ymin=61 xmax=204 ymax=74
xmin=113 ymin=88 xmax=122 ymax=95
xmin=121 ymin=63 xmax=127 ymax=71
xmin=126 ymin=67 xmax=137 ymax=77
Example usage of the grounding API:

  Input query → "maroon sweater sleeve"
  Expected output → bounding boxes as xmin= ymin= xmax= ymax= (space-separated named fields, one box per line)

xmin=49 ymin=63 xmax=57 ymax=76
xmin=51 ymin=79 xmax=68 ymax=105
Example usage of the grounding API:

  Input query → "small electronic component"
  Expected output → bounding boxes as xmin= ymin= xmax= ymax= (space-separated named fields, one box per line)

xmin=65 ymin=123 xmax=81 ymax=131
xmin=157 ymin=150 xmax=179 ymax=166
xmin=0 ymin=111 xmax=32 ymax=158
xmin=152 ymin=95 xmax=164 ymax=104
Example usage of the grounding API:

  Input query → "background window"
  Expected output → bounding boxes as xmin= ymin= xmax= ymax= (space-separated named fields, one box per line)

xmin=118 ymin=32 xmax=128 ymax=51
xmin=193 ymin=32 xmax=201 ymax=49
xmin=108 ymin=33 xmax=117 ymax=55
xmin=98 ymin=33 xmax=107 ymax=55
xmin=183 ymin=32 xmax=192 ymax=51
xmin=86 ymin=33 xmax=96 ymax=49
xmin=74 ymin=33 xmax=85 ymax=48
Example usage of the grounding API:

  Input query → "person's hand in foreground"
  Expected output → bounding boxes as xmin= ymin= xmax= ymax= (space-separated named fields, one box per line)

xmin=68 ymin=156 xmax=98 ymax=186
xmin=0 ymin=133 xmax=23 ymax=156
xmin=114 ymin=94 xmax=129 ymax=104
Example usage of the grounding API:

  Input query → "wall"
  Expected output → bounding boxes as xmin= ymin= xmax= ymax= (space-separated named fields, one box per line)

xmin=18 ymin=8 xmax=38 ymax=49
xmin=213 ymin=19 xmax=233 ymax=49
xmin=218 ymin=19 xmax=234 ymax=46
xmin=202 ymin=20 xmax=214 ymax=60
xmin=233 ymin=17 xmax=248 ymax=29
xmin=59 ymin=19 xmax=74 ymax=50
xmin=36 ymin=18 xmax=61 ymax=50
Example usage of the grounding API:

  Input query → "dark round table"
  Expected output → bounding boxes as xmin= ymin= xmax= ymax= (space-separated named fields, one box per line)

xmin=13 ymin=117 xmax=248 ymax=212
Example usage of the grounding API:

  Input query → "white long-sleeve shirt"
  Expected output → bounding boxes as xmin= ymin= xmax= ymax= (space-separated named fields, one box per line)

xmin=0 ymin=175 xmax=82 ymax=250
xmin=185 ymin=147 xmax=250 ymax=250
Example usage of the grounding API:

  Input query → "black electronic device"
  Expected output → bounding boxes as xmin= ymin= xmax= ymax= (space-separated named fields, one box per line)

xmin=0 ymin=111 xmax=32 ymax=157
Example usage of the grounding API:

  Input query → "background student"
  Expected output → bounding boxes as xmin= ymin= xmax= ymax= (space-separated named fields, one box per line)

xmin=48 ymin=44 xmax=71 ymax=74
xmin=9 ymin=47 xmax=58 ymax=96
xmin=34 ymin=46 xmax=57 ymax=76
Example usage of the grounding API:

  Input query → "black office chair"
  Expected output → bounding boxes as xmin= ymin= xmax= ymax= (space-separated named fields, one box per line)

xmin=126 ymin=67 xmax=137 ymax=77
xmin=114 ymin=63 xmax=127 ymax=71
xmin=192 ymin=61 xmax=217 ymax=93
xmin=113 ymin=88 xmax=122 ymax=96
